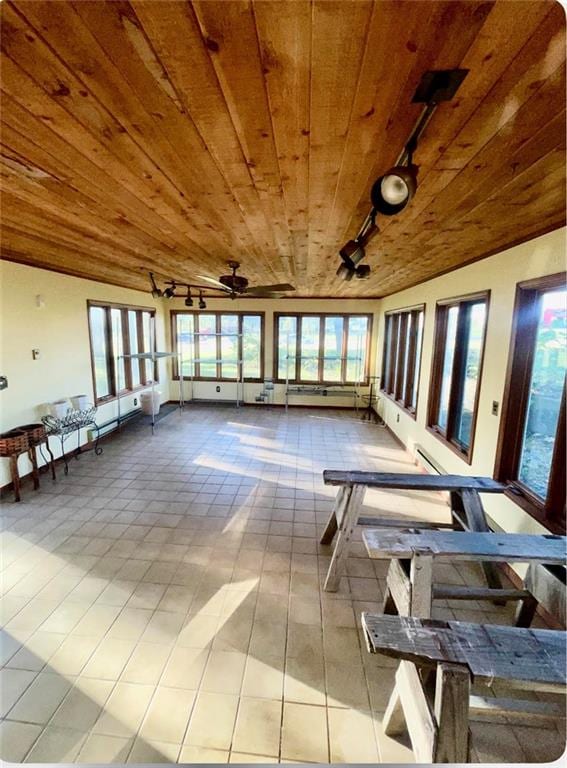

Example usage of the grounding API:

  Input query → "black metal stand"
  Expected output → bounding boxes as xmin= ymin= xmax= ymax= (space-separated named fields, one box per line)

xmin=42 ymin=409 xmax=103 ymax=475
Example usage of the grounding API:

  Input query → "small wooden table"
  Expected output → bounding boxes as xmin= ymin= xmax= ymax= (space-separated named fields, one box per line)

xmin=362 ymin=529 xmax=566 ymax=620
xmin=362 ymin=613 xmax=566 ymax=762
xmin=319 ymin=471 xmax=507 ymax=591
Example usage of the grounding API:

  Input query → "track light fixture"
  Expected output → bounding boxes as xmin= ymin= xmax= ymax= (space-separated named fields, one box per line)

xmin=336 ymin=68 xmax=468 ymax=282
xmin=198 ymin=292 xmax=206 ymax=310
xmin=149 ymin=272 xmax=163 ymax=298
xmin=163 ymin=282 xmax=176 ymax=299
xmin=184 ymin=289 xmax=193 ymax=307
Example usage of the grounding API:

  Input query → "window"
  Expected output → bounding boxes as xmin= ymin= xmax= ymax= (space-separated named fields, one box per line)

xmin=381 ymin=306 xmax=424 ymax=415
xmin=171 ymin=312 xmax=264 ymax=381
xmin=427 ymin=292 xmax=489 ymax=461
xmin=495 ymin=274 xmax=566 ymax=533
xmin=274 ymin=313 xmax=371 ymax=384
xmin=87 ymin=301 xmax=157 ymax=403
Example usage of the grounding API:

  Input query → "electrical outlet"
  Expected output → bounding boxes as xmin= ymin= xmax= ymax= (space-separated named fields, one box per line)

xmin=0 ymin=376 xmax=7 ymax=390
xmin=32 ymin=349 xmax=41 ymax=360
xmin=216 ymin=385 xmax=221 ymax=393
xmin=492 ymin=400 xmax=499 ymax=416
xmin=396 ymin=413 xmax=400 ymax=423
xmin=133 ymin=397 xmax=138 ymax=406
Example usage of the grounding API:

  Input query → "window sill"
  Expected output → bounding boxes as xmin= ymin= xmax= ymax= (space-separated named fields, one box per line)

xmin=275 ymin=379 xmax=369 ymax=387
xmin=380 ymin=389 xmax=418 ymax=421
xmin=172 ymin=375 xmax=264 ymax=383
xmin=95 ymin=382 xmax=158 ymax=406
xmin=503 ymin=484 xmax=566 ymax=535
xmin=425 ymin=425 xmax=473 ymax=465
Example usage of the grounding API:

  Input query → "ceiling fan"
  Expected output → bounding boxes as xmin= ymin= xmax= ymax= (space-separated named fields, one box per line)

xmin=193 ymin=260 xmax=295 ymax=299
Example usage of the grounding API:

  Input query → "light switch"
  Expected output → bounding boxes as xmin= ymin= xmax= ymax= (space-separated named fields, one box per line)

xmin=32 ymin=349 xmax=41 ymax=360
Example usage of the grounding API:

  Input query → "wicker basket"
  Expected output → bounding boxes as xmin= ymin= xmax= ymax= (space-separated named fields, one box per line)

xmin=0 ymin=429 xmax=29 ymax=457
xmin=19 ymin=423 xmax=47 ymax=446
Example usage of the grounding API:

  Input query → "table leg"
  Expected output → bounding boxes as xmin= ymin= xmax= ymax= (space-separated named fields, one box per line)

xmin=410 ymin=553 xmax=433 ymax=618
xmin=433 ymin=662 xmax=470 ymax=762
xmin=323 ymin=484 xmax=365 ymax=592
xmin=44 ymin=439 xmax=56 ymax=480
xmin=9 ymin=454 xmax=21 ymax=502
xmin=458 ymin=489 xmax=503 ymax=594
xmin=28 ymin=447 xmax=40 ymax=490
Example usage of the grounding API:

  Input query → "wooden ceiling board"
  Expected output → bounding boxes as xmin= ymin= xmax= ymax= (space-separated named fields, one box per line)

xmin=0 ymin=0 xmax=565 ymax=296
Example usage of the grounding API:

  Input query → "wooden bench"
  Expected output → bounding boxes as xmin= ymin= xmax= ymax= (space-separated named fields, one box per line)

xmin=319 ymin=471 xmax=507 ymax=592
xmin=362 ymin=529 xmax=567 ymax=621
xmin=362 ymin=613 xmax=566 ymax=763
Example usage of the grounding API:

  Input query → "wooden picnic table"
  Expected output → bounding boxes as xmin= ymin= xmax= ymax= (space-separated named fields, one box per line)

xmin=362 ymin=613 xmax=566 ymax=762
xmin=363 ymin=529 xmax=566 ymax=621
xmin=319 ymin=470 xmax=507 ymax=592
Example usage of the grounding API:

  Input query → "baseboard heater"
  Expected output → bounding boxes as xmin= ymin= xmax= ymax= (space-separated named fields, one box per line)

xmin=414 ymin=444 xmax=446 ymax=475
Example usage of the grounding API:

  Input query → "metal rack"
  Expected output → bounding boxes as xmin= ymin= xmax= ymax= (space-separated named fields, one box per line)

xmin=181 ymin=330 xmax=244 ymax=407
xmin=42 ymin=407 xmax=102 ymax=473
xmin=282 ymin=325 xmax=367 ymax=412
xmin=117 ymin=315 xmax=183 ymax=434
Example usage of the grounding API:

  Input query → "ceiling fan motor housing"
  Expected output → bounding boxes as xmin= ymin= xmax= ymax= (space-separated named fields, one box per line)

xmin=219 ymin=274 xmax=249 ymax=292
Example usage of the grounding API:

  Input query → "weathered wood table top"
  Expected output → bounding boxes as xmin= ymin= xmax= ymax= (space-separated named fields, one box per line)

xmin=323 ymin=470 xmax=506 ymax=492
xmin=363 ymin=530 xmax=567 ymax=564
xmin=362 ymin=613 xmax=566 ymax=689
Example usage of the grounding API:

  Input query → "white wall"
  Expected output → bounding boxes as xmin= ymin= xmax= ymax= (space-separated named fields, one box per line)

xmin=0 ymin=261 xmax=167 ymax=485
xmin=376 ymin=227 xmax=566 ymax=536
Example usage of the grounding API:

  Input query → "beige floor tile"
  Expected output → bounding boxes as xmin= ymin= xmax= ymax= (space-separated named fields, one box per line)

xmin=328 ymin=707 xmax=379 ymax=762
xmin=51 ymin=677 xmax=114 ymax=731
xmin=0 ymin=667 xmax=37 ymax=717
xmin=106 ymin=607 xmax=153 ymax=640
xmin=184 ymin=691 xmax=239 ymax=751
xmin=71 ymin=604 xmax=122 ymax=638
xmin=232 ymin=697 xmax=282 ymax=757
xmin=0 ymin=720 xmax=42 ymax=762
xmin=96 ymin=580 xmax=138 ymax=607
xmin=201 ymin=650 xmax=246 ymax=694
xmin=161 ymin=645 xmax=209 ymax=689
xmin=94 ymin=682 xmax=154 ymax=737
xmin=284 ymin=654 xmax=326 ymax=705
xmin=177 ymin=613 xmax=220 ymax=648
xmin=281 ymin=702 xmax=329 ymax=762
xmin=25 ymin=725 xmax=88 ymax=763
xmin=158 ymin=585 xmax=195 ymax=613
xmin=48 ymin=635 xmax=100 ymax=676
xmin=179 ymin=745 xmax=229 ymax=763
xmin=77 ymin=733 xmax=133 ymax=763
xmin=241 ymin=655 xmax=284 ymax=700
xmin=289 ymin=596 xmax=322 ymax=625
xmin=141 ymin=610 xmax=186 ymax=644
xmin=470 ymin=721 xmax=527 ymax=763
xmin=286 ymin=623 xmax=323 ymax=659
xmin=229 ymin=752 xmax=278 ymax=763
xmin=7 ymin=671 xmax=71 ymax=724
xmin=140 ymin=686 xmax=196 ymax=743
xmin=128 ymin=738 xmax=181 ymax=763
xmin=512 ymin=724 xmax=566 ymax=763
xmin=325 ymin=660 xmax=370 ymax=709
xmin=5 ymin=631 xmax=65 ymax=671
xmin=120 ymin=642 xmax=171 ymax=684
xmin=81 ymin=637 xmax=136 ymax=680
xmin=248 ymin=620 xmax=286 ymax=661
xmin=374 ymin=715 xmax=415 ymax=763
xmin=323 ymin=625 xmax=363 ymax=663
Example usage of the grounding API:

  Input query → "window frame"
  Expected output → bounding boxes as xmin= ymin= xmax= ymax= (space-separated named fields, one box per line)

xmin=87 ymin=300 xmax=158 ymax=405
xmin=381 ymin=305 xmax=425 ymax=418
xmin=170 ymin=310 xmax=265 ymax=383
xmin=494 ymin=273 xmax=566 ymax=534
xmin=427 ymin=291 xmax=490 ymax=463
xmin=273 ymin=312 xmax=373 ymax=385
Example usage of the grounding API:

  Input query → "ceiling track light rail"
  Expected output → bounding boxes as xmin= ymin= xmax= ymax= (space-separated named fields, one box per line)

xmin=337 ymin=68 xmax=468 ymax=282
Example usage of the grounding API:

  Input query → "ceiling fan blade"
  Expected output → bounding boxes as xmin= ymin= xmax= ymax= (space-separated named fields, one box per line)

xmin=194 ymin=274 xmax=232 ymax=292
xmin=245 ymin=291 xmax=288 ymax=299
xmin=245 ymin=283 xmax=296 ymax=294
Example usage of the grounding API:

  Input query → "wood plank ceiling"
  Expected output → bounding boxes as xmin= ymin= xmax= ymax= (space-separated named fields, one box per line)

xmin=0 ymin=0 xmax=565 ymax=297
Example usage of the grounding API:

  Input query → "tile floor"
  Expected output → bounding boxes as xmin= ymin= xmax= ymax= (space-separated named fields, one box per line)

xmin=0 ymin=405 xmax=564 ymax=763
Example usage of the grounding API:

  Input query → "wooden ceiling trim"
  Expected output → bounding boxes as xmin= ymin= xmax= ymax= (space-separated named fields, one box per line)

xmin=191 ymin=0 xmax=293 ymax=279
xmin=7 ymin=1 xmax=258 ymax=265
xmin=373 ymin=5 xmax=565 ymax=256
xmin=253 ymin=0 xmax=312 ymax=286
xmin=0 ymin=55 xmax=218 ymax=267
xmin=379 ymin=62 xmax=566 ymax=257
xmin=306 ymin=0 xmax=374 ymax=287
xmin=319 ymin=0 xmax=502 ymax=294
xmin=129 ymin=0 xmax=283 ymax=278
